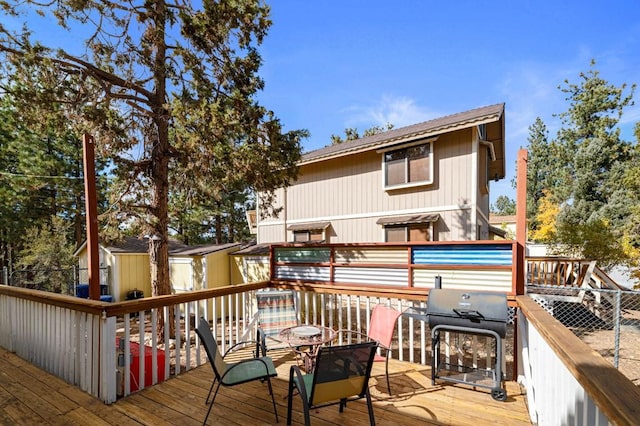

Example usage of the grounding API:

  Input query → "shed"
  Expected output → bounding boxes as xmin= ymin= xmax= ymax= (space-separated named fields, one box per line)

xmin=74 ymin=237 xmax=241 ymax=302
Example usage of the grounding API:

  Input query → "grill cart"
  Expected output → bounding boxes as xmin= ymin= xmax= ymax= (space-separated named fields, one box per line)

xmin=426 ymin=288 xmax=509 ymax=401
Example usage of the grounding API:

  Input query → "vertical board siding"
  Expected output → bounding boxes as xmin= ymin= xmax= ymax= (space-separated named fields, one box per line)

xmin=258 ymin=129 xmax=483 ymax=245
xmin=0 ymin=295 xmax=105 ymax=400
xmin=519 ymin=310 xmax=609 ymax=425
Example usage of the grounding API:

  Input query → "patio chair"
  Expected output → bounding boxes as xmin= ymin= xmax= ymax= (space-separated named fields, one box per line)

xmin=256 ymin=288 xmax=299 ymax=352
xmin=286 ymin=340 xmax=378 ymax=426
xmin=195 ymin=317 xmax=279 ymax=425
xmin=338 ymin=304 xmax=402 ymax=394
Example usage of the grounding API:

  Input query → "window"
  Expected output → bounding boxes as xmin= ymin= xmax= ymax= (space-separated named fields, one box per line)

xmin=288 ymin=222 xmax=331 ymax=242
xmin=383 ymin=142 xmax=432 ymax=188
xmin=384 ymin=224 xmax=431 ymax=242
xmin=293 ymin=229 xmax=324 ymax=242
xmin=377 ymin=214 xmax=439 ymax=242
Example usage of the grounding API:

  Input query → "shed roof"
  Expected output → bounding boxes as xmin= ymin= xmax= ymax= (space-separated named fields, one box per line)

xmin=74 ymin=237 xmax=240 ymax=256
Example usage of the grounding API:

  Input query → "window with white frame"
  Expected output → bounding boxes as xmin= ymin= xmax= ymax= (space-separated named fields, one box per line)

xmin=383 ymin=141 xmax=433 ymax=189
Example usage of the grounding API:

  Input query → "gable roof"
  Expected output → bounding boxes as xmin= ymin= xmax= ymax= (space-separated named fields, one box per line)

xmin=300 ymin=103 xmax=505 ymax=175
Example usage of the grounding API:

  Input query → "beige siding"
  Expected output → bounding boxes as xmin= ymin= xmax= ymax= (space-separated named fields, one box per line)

xmin=258 ymin=128 xmax=477 ymax=244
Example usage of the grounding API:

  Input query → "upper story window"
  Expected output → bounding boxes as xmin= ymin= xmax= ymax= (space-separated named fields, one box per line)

xmin=382 ymin=141 xmax=433 ymax=190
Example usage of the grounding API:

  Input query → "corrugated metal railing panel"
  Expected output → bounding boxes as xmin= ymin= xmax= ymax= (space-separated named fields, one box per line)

xmin=275 ymin=265 xmax=331 ymax=281
xmin=413 ymin=269 xmax=512 ymax=292
xmin=334 ymin=267 xmax=409 ymax=286
xmin=413 ymin=244 xmax=513 ymax=266
xmin=334 ymin=248 xmax=408 ymax=264
xmin=274 ymin=247 xmax=332 ymax=263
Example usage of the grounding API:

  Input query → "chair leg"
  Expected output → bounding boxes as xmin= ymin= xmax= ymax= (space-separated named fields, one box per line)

xmin=288 ymin=382 xmax=311 ymax=426
xmin=385 ymin=355 xmax=391 ymax=394
xmin=266 ymin=376 xmax=279 ymax=423
xmin=203 ymin=382 xmax=222 ymax=425
xmin=205 ymin=378 xmax=216 ymax=404
xmin=286 ymin=379 xmax=294 ymax=425
xmin=365 ymin=388 xmax=376 ymax=426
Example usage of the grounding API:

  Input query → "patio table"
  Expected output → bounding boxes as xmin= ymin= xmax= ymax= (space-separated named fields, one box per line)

xmin=278 ymin=325 xmax=337 ymax=372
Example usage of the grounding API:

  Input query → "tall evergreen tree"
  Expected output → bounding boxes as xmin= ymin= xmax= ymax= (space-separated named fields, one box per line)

xmin=525 ymin=118 xmax=550 ymax=233
xmin=0 ymin=1 xmax=305 ymax=304
xmin=547 ymin=61 xmax=636 ymax=268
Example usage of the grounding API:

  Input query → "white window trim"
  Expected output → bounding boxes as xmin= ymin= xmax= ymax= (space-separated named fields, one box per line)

xmin=379 ymin=138 xmax=436 ymax=191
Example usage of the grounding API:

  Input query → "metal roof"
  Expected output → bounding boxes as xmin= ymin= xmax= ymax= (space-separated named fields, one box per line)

xmin=301 ymin=103 xmax=505 ymax=165
xmin=286 ymin=221 xmax=332 ymax=231
xmin=376 ymin=214 xmax=440 ymax=226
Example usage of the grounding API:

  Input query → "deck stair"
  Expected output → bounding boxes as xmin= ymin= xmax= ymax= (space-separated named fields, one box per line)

xmin=527 ymin=258 xmax=624 ymax=323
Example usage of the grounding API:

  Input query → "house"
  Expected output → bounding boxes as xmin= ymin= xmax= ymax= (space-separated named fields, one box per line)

xmin=489 ymin=214 xmax=516 ymax=240
xmin=74 ymin=237 xmax=241 ymax=301
xmin=256 ymin=103 xmax=506 ymax=244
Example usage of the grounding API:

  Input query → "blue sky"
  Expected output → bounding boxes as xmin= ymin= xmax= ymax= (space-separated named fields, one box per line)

xmin=256 ymin=1 xmax=640 ymax=204
xmin=4 ymin=1 xmax=640 ymax=204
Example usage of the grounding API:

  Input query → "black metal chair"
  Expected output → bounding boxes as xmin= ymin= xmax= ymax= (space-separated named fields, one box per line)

xmin=195 ymin=317 xmax=279 ymax=425
xmin=286 ymin=340 xmax=378 ymax=425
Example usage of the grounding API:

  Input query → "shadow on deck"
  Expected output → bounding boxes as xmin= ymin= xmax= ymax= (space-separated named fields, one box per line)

xmin=0 ymin=347 xmax=531 ymax=425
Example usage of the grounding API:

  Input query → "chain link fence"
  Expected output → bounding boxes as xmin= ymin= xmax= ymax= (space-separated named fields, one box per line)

xmin=528 ymin=285 xmax=640 ymax=386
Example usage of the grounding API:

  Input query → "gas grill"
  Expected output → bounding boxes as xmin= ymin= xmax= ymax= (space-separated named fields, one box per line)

xmin=426 ymin=288 xmax=509 ymax=401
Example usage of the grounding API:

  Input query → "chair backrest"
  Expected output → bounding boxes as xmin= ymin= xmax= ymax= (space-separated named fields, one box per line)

xmin=195 ymin=317 xmax=226 ymax=379
xmin=309 ymin=341 xmax=377 ymax=406
xmin=256 ymin=289 xmax=299 ymax=337
xmin=367 ymin=305 xmax=402 ymax=347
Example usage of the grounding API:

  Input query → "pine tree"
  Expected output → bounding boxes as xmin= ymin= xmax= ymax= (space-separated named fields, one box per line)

xmin=547 ymin=61 xmax=636 ymax=269
xmin=0 ymin=1 xmax=305 ymax=303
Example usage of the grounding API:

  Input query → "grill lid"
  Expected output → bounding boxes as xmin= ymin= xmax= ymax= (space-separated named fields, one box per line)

xmin=427 ymin=289 xmax=508 ymax=323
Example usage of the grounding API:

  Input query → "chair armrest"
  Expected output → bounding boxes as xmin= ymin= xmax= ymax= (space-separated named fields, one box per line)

xmin=256 ymin=328 xmax=267 ymax=357
xmin=223 ymin=339 xmax=262 ymax=358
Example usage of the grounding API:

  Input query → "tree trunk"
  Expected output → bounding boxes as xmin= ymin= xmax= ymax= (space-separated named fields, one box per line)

xmin=148 ymin=0 xmax=174 ymax=341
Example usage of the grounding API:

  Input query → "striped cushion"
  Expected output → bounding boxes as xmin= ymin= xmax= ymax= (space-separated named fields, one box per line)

xmin=257 ymin=290 xmax=298 ymax=336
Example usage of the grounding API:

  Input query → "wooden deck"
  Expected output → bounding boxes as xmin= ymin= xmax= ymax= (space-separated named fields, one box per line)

xmin=0 ymin=346 xmax=531 ymax=425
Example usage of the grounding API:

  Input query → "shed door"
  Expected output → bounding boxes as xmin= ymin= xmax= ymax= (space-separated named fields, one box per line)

xmin=170 ymin=258 xmax=194 ymax=292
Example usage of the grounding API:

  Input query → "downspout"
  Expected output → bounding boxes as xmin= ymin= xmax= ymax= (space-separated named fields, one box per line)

xmin=471 ymin=130 xmax=479 ymax=239
xmin=283 ymin=188 xmax=288 ymax=242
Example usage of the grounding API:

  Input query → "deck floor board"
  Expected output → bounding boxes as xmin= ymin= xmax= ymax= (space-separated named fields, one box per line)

xmin=0 ymin=346 xmax=531 ymax=425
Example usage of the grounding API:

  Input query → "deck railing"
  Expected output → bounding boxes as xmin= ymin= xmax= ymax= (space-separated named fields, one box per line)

xmin=2 ymin=242 xmax=640 ymax=425
xmin=0 ymin=279 xmax=511 ymax=404
xmin=517 ymin=295 xmax=640 ymax=426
